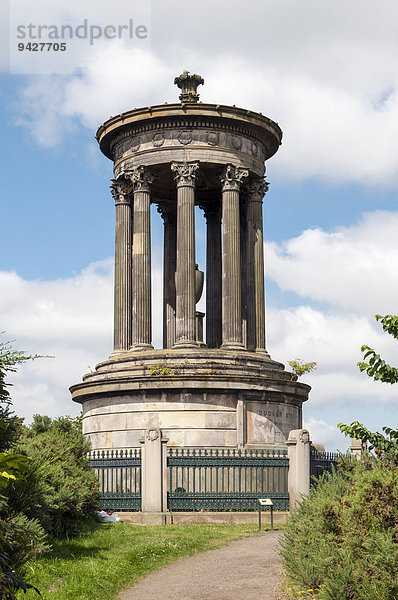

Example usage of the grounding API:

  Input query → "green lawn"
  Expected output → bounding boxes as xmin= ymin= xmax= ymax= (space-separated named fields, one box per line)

xmin=18 ymin=520 xmax=260 ymax=600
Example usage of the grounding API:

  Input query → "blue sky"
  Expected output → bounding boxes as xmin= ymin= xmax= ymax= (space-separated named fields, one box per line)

xmin=1 ymin=0 xmax=398 ymax=450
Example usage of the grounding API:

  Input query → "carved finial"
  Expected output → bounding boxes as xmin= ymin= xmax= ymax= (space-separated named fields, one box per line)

xmin=174 ymin=70 xmax=204 ymax=103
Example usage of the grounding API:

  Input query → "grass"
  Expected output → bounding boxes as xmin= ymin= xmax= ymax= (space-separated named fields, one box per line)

xmin=18 ymin=519 xmax=263 ymax=600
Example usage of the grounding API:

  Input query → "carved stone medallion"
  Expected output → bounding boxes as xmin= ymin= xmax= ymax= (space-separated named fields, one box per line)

xmin=207 ymin=131 xmax=219 ymax=146
xmin=231 ymin=135 xmax=242 ymax=150
xmin=146 ymin=428 xmax=160 ymax=442
xmin=152 ymin=132 xmax=165 ymax=147
xmin=131 ymin=137 xmax=141 ymax=152
xmin=178 ymin=130 xmax=192 ymax=145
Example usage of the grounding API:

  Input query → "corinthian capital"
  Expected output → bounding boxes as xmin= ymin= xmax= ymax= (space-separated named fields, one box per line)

xmin=171 ymin=161 xmax=199 ymax=187
xmin=221 ymin=164 xmax=249 ymax=192
xmin=110 ymin=178 xmax=133 ymax=204
xmin=125 ymin=166 xmax=156 ymax=193
xmin=245 ymin=177 xmax=269 ymax=202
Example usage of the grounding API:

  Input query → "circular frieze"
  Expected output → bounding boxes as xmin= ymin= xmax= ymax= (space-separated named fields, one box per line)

xmin=178 ymin=130 xmax=192 ymax=145
xmin=207 ymin=131 xmax=219 ymax=146
xmin=251 ymin=141 xmax=258 ymax=156
xmin=152 ymin=132 xmax=165 ymax=147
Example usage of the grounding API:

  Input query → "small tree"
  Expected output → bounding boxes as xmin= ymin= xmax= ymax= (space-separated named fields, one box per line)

xmin=338 ymin=421 xmax=398 ymax=463
xmin=0 ymin=337 xmax=42 ymax=452
xmin=358 ymin=314 xmax=398 ymax=383
xmin=288 ymin=358 xmax=317 ymax=378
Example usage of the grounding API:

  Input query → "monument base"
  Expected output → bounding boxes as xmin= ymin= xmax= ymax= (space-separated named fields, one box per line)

xmin=70 ymin=349 xmax=310 ymax=450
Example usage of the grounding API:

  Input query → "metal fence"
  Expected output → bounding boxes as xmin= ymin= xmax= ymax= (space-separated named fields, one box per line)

xmin=310 ymin=449 xmax=339 ymax=486
xmin=88 ymin=449 xmax=141 ymax=511
xmin=168 ymin=448 xmax=289 ymax=511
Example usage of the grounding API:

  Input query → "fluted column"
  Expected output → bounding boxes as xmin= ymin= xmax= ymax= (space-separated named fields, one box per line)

xmin=126 ymin=166 xmax=154 ymax=351
xmin=246 ymin=177 xmax=269 ymax=354
xmin=203 ymin=202 xmax=222 ymax=348
xmin=240 ymin=199 xmax=248 ymax=349
xmin=110 ymin=178 xmax=133 ymax=352
xmin=221 ymin=164 xmax=248 ymax=350
xmin=171 ymin=161 xmax=199 ymax=348
xmin=158 ymin=203 xmax=177 ymax=349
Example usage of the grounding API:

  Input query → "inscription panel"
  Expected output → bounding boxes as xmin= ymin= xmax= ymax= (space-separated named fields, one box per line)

xmin=246 ymin=401 xmax=300 ymax=445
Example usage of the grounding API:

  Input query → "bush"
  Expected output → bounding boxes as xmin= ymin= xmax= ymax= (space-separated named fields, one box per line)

xmin=6 ymin=514 xmax=51 ymax=569
xmin=281 ymin=456 xmax=398 ymax=600
xmin=6 ymin=415 xmax=100 ymax=538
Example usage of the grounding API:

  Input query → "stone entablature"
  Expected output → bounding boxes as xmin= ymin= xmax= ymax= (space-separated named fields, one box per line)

xmin=97 ymin=104 xmax=282 ymax=181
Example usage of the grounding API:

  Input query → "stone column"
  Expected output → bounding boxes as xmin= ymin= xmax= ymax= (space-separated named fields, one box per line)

xmin=110 ymin=178 xmax=133 ymax=352
xmin=221 ymin=164 xmax=248 ymax=350
xmin=287 ymin=429 xmax=311 ymax=511
xmin=171 ymin=162 xmax=199 ymax=348
xmin=158 ymin=203 xmax=177 ymax=349
xmin=127 ymin=166 xmax=154 ymax=351
xmin=240 ymin=199 xmax=248 ymax=349
xmin=246 ymin=177 xmax=269 ymax=354
xmin=203 ymin=202 xmax=222 ymax=348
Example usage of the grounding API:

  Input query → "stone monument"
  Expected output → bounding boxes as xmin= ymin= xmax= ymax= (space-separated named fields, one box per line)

xmin=70 ymin=71 xmax=310 ymax=450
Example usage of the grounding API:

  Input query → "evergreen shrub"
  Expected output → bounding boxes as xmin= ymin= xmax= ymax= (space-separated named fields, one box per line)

xmin=281 ymin=456 xmax=398 ymax=600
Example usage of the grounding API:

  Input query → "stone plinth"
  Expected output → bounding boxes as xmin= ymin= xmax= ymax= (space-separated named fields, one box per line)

xmin=71 ymin=349 xmax=309 ymax=450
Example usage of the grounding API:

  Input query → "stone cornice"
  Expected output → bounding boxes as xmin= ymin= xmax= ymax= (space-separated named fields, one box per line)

xmin=97 ymin=102 xmax=282 ymax=161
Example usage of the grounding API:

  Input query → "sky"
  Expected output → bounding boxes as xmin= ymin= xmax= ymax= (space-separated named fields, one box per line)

xmin=1 ymin=0 xmax=398 ymax=451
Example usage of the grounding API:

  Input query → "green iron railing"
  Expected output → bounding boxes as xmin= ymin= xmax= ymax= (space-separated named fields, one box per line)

xmin=168 ymin=448 xmax=289 ymax=511
xmin=89 ymin=449 xmax=141 ymax=511
xmin=310 ymin=449 xmax=340 ymax=486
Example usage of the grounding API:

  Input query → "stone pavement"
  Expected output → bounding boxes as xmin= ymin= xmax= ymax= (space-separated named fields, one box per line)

xmin=119 ymin=530 xmax=286 ymax=600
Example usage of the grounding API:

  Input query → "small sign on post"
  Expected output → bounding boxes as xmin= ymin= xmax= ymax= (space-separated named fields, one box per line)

xmin=258 ymin=498 xmax=274 ymax=531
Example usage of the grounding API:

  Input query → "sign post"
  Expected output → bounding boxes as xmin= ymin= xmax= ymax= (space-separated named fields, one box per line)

xmin=258 ymin=498 xmax=274 ymax=531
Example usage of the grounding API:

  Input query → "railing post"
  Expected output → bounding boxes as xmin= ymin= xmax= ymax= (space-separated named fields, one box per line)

xmin=286 ymin=429 xmax=311 ymax=511
xmin=350 ymin=437 xmax=365 ymax=460
xmin=139 ymin=428 xmax=169 ymax=512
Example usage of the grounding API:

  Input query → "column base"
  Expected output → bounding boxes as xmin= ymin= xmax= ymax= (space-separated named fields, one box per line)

xmin=110 ymin=348 xmax=130 ymax=357
xmin=221 ymin=342 xmax=246 ymax=351
xmin=256 ymin=348 xmax=271 ymax=358
xmin=173 ymin=340 xmax=198 ymax=349
xmin=130 ymin=343 xmax=154 ymax=352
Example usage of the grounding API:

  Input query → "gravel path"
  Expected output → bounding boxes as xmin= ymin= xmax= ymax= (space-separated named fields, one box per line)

xmin=119 ymin=530 xmax=286 ymax=600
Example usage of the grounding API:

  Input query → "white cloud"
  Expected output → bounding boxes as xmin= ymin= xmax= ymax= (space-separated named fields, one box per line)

xmin=267 ymin=303 xmax=398 ymax=404
xmin=1 ymin=256 xmax=167 ymax=424
xmin=9 ymin=0 xmax=398 ymax=185
xmin=303 ymin=417 xmax=348 ymax=453
xmin=265 ymin=211 xmax=398 ymax=315
xmin=1 ymin=259 xmax=113 ymax=422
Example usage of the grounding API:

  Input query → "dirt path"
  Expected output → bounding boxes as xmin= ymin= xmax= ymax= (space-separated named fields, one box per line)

xmin=119 ymin=530 xmax=286 ymax=600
